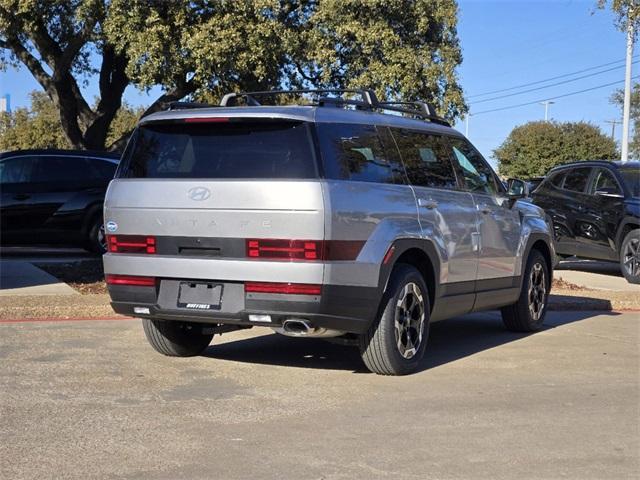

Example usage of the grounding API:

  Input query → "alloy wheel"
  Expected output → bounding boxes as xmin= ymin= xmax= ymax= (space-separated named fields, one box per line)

xmin=394 ymin=282 xmax=426 ymax=359
xmin=528 ymin=263 xmax=546 ymax=321
xmin=97 ymin=224 xmax=107 ymax=252
xmin=622 ymin=237 xmax=640 ymax=278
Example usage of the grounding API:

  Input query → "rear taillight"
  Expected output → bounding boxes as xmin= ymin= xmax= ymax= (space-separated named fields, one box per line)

xmin=105 ymin=274 xmax=157 ymax=287
xmin=107 ymin=235 xmax=156 ymax=254
xmin=247 ymin=239 xmax=320 ymax=260
xmin=246 ymin=239 xmax=364 ymax=261
xmin=245 ymin=282 xmax=321 ymax=295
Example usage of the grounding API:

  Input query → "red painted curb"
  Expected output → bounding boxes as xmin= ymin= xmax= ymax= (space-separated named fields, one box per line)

xmin=0 ymin=316 xmax=134 ymax=324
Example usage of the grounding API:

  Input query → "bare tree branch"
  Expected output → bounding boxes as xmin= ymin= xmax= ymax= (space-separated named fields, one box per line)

xmin=141 ymin=78 xmax=198 ymax=118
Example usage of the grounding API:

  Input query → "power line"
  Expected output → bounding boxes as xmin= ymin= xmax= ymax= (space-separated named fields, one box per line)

xmin=468 ymin=57 xmax=638 ymax=99
xmin=472 ymin=76 xmax=640 ymax=116
xmin=470 ymin=61 xmax=638 ymax=105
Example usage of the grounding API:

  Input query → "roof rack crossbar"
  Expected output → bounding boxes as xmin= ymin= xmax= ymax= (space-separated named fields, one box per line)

xmin=217 ymin=88 xmax=450 ymax=126
xmin=220 ymin=89 xmax=379 ymax=108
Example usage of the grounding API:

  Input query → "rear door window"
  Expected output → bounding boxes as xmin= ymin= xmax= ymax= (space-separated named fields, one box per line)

xmin=88 ymin=158 xmax=118 ymax=180
xmin=562 ymin=167 xmax=591 ymax=193
xmin=391 ymin=129 xmax=458 ymax=189
xmin=32 ymin=156 xmax=98 ymax=183
xmin=120 ymin=121 xmax=317 ymax=179
xmin=316 ymin=123 xmax=406 ymax=184
xmin=0 ymin=156 xmax=38 ymax=184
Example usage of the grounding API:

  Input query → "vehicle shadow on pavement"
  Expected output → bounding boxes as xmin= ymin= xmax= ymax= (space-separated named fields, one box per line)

xmin=203 ymin=310 xmax=618 ymax=374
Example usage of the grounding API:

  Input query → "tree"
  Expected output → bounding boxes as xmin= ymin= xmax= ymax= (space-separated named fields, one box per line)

xmin=596 ymin=1 xmax=640 ymax=32
xmin=611 ymin=83 xmax=640 ymax=157
xmin=0 ymin=90 xmax=142 ymax=152
xmin=494 ymin=121 xmax=619 ymax=179
xmin=0 ymin=0 xmax=466 ymax=151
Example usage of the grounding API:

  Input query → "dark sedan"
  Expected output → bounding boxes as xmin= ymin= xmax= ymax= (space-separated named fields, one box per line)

xmin=530 ymin=160 xmax=640 ymax=283
xmin=0 ymin=149 xmax=119 ymax=253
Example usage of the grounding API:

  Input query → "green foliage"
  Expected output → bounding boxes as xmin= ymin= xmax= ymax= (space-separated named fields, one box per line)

xmin=0 ymin=91 xmax=142 ymax=152
xmin=611 ymin=83 xmax=640 ymax=157
xmin=0 ymin=91 xmax=71 ymax=150
xmin=596 ymin=0 xmax=640 ymax=32
xmin=1 ymin=0 xmax=466 ymax=150
xmin=494 ymin=121 xmax=619 ymax=179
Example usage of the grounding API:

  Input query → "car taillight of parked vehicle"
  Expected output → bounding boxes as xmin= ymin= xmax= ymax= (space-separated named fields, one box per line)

xmin=107 ymin=235 xmax=156 ymax=254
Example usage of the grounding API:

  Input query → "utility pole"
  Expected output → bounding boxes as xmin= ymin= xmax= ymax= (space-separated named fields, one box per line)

xmin=605 ymin=119 xmax=622 ymax=140
xmin=621 ymin=5 xmax=635 ymax=163
xmin=539 ymin=100 xmax=555 ymax=121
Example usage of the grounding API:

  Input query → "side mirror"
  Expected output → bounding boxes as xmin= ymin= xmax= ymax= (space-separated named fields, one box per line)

xmin=507 ymin=178 xmax=530 ymax=199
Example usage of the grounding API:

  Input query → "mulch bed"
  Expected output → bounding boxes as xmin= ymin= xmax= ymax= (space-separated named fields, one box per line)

xmin=36 ymin=260 xmax=107 ymax=294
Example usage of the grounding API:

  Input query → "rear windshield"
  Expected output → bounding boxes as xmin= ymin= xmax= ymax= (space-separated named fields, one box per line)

xmin=118 ymin=120 xmax=317 ymax=179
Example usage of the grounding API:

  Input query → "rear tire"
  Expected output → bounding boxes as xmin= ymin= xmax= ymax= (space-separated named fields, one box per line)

xmin=359 ymin=264 xmax=430 ymax=375
xmin=86 ymin=214 xmax=107 ymax=254
xmin=620 ymin=229 xmax=640 ymax=284
xmin=142 ymin=319 xmax=213 ymax=357
xmin=501 ymin=249 xmax=550 ymax=332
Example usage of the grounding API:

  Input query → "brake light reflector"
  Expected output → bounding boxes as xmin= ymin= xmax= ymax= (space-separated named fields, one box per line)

xmin=245 ymin=282 xmax=321 ymax=295
xmin=105 ymin=275 xmax=157 ymax=287
xmin=107 ymin=235 xmax=156 ymax=254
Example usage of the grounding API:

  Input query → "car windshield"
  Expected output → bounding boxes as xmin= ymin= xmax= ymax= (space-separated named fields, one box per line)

xmin=620 ymin=168 xmax=640 ymax=197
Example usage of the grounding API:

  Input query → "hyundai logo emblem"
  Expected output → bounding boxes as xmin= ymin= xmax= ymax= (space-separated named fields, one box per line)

xmin=188 ymin=187 xmax=211 ymax=201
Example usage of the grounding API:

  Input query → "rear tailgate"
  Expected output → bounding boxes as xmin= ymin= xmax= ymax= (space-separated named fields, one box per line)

xmin=103 ymin=117 xmax=325 ymax=285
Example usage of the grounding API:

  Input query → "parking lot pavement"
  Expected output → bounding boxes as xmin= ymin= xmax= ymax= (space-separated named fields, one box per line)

xmin=555 ymin=259 xmax=640 ymax=292
xmin=0 ymin=311 xmax=637 ymax=480
xmin=0 ymin=260 xmax=79 ymax=296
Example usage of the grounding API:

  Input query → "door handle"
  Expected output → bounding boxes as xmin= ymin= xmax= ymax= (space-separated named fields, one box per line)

xmin=480 ymin=205 xmax=492 ymax=214
xmin=418 ymin=198 xmax=438 ymax=209
xmin=13 ymin=194 xmax=30 ymax=201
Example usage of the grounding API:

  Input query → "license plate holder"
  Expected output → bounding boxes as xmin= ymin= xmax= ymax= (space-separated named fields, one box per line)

xmin=177 ymin=282 xmax=223 ymax=310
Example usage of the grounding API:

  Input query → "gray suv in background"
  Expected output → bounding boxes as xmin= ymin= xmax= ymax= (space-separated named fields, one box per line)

xmin=103 ymin=89 xmax=554 ymax=375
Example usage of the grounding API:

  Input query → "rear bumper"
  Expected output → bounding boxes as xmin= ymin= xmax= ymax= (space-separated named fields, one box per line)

xmin=108 ymin=282 xmax=380 ymax=334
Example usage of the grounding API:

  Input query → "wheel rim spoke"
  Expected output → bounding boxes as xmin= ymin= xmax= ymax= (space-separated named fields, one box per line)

xmin=394 ymin=281 xmax=426 ymax=359
xmin=528 ymin=262 xmax=546 ymax=321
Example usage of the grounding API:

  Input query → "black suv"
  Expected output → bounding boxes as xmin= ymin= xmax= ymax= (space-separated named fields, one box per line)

xmin=0 ymin=149 xmax=119 ymax=253
xmin=531 ymin=160 xmax=640 ymax=283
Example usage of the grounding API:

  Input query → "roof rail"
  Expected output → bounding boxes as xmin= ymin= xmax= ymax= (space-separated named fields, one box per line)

xmin=167 ymin=101 xmax=214 ymax=110
xmin=377 ymin=101 xmax=450 ymax=126
xmin=218 ymin=88 xmax=450 ymax=126
xmin=220 ymin=89 xmax=379 ymax=108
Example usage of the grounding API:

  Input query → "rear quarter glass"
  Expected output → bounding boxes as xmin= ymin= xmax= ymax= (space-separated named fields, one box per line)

xmin=118 ymin=120 xmax=318 ymax=179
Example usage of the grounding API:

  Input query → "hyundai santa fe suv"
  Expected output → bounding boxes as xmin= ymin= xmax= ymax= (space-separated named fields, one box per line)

xmin=104 ymin=89 xmax=554 ymax=375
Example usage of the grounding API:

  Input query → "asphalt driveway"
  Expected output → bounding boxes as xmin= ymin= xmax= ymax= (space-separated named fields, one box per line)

xmin=0 ymin=310 xmax=638 ymax=479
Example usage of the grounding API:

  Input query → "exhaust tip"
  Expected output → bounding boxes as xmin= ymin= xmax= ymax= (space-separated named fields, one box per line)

xmin=282 ymin=319 xmax=313 ymax=335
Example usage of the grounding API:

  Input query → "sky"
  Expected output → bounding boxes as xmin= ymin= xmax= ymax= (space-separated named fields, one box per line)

xmin=0 ymin=0 xmax=629 ymax=167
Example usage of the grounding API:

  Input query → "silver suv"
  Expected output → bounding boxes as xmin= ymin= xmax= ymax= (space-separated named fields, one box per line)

xmin=104 ymin=89 xmax=554 ymax=375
